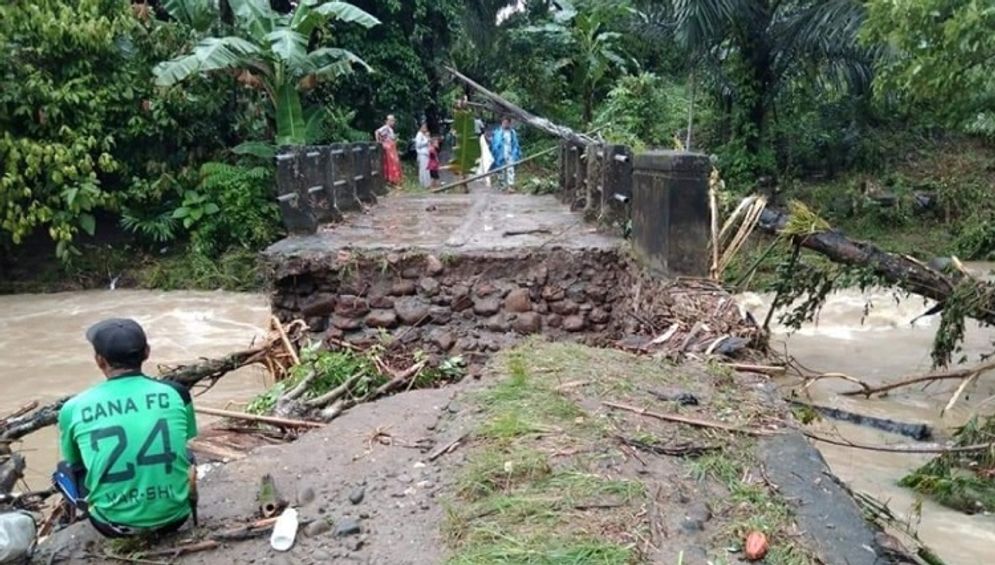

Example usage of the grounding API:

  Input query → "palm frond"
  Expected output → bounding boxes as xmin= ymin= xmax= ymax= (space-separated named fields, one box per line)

xmin=673 ymin=0 xmax=736 ymax=53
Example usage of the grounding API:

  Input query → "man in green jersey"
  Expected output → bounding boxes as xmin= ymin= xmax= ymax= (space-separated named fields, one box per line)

xmin=54 ymin=319 xmax=198 ymax=537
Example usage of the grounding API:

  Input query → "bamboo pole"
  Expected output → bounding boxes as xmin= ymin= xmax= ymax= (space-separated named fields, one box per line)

xmin=195 ymin=406 xmax=323 ymax=429
xmin=429 ymin=145 xmax=559 ymax=193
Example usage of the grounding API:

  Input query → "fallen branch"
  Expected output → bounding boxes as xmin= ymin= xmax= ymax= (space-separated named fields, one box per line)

xmin=427 ymin=433 xmax=468 ymax=462
xmin=799 ymin=429 xmax=994 ymax=454
xmin=756 ymin=205 xmax=995 ymax=326
xmin=0 ymin=454 xmax=25 ymax=494
xmin=304 ymin=372 xmax=364 ymax=408
xmin=602 ymin=401 xmax=776 ymax=436
xmin=139 ymin=540 xmax=220 ymax=559
xmin=429 ymin=146 xmax=558 ymax=193
xmin=725 ymin=363 xmax=787 ymax=376
xmin=194 ymin=407 xmax=323 ymax=429
xmin=840 ymin=359 xmax=995 ymax=398
xmin=503 ymin=228 xmax=553 ymax=237
xmin=616 ymin=435 xmax=718 ymax=457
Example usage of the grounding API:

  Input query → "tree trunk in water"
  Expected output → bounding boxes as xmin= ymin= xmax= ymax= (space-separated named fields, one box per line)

xmin=755 ymin=206 xmax=995 ymax=324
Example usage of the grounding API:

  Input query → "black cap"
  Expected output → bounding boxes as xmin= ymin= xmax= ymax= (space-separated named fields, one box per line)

xmin=86 ymin=318 xmax=148 ymax=368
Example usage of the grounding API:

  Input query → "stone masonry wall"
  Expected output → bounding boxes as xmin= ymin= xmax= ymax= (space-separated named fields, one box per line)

xmin=267 ymin=246 xmax=757 ymax=369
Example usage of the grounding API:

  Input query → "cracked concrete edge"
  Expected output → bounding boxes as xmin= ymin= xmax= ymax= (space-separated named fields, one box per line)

xmin=759 ymin=432 xmax=910 ymax=565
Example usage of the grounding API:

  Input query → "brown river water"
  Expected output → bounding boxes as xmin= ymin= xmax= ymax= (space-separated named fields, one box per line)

xmin=1 ymin=287 xmax=993 ymax=563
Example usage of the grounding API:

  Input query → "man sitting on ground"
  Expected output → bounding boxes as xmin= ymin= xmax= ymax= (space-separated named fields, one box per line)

xmin=53 ymin=319 xmax=198 ymax=537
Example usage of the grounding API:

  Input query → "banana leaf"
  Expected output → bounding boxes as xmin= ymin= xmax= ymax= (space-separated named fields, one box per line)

xmin=275 ymin=81 xmax=306 ymax=145
xmin=449 ymin=109 xmax=481 ymax=175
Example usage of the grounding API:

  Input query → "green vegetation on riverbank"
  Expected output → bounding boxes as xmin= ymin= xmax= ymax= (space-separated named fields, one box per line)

xmin=444 ymin=341 xmax=815 ymax=564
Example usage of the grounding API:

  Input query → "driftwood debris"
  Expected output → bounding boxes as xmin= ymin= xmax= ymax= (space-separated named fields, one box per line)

xmin=194 ymin=406 xmax=323 ymax=429
xmin=603 ymin=401 xmax=776 ymax=436
xmin=788 ymin=399 xmax=932 ymax=441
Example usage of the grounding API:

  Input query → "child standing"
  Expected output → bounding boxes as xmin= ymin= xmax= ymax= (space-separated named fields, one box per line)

xmin=428 ymin=137 xmax=441 ymax=188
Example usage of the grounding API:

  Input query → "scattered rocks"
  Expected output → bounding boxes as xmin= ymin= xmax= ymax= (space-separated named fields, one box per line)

xmin=395 ymin=297 xmax=431 ymax=325
xmin=368 ymin=295 xmax=394 ymax=309
xmin=365 ymin=309 xmax=398 ymax=328
xmin=305 ymin=519 xmax=332 ymax=537
xmin=334 ymin=517 xmax=362 ymax=537
xmin=541 ymin=285 xmax=565 ymax=301
xmin=504 ymin=288 xmax=532 ymax=312
xmin=473 ymin=297 xmax=501 ymax=316
xmin=485 ymin=314 xmax=510 ymax=332
xmin=297 ymin=485 xmax=316 ymax=507
xmin=335 ymin=296 xmax=370 ymax=318
xmin=429 ymin=306 xmax=452 ymax=325
xmin=589 ymin=307 xmax=610 ymax=324
xmin=549 ymin=300 xmax=579 ymax=316
xmin=331 ymin=315 xmax=363 ymax=331
xmin=428 ymin=329 xmax=455 ymax=351
xmin=349 ymin=487 xmax=365 ymax=505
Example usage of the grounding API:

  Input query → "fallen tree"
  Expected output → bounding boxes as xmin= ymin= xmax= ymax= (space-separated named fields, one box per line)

xmin=754 ymin=203 xmax=995 ymax=367
xmin=756 ymin=207 xmax=964 ymax=310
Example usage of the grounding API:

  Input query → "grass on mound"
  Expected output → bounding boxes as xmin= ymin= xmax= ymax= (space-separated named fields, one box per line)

xmin=444 ymin=340 xmax=816 ymax=565
xmin=444 ymin=349 xmax=643 ymax=564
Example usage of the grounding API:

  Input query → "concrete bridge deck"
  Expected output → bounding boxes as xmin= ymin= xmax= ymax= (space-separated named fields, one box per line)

xmin=264 ymin=184 xmax=620 ymax=261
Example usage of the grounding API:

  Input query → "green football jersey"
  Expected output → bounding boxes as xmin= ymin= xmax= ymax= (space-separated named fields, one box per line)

xmin=58 ymin=373 xmax=197 ymax=528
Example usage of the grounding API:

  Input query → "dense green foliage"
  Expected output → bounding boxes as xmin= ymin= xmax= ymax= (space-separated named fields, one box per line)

xmin=154 ymin=0 xmax=379 ymax=145
xmin=2 ymin=0 xmax=995 ymax=282
xmin=864 ymin=0 xmax=995 ymax=136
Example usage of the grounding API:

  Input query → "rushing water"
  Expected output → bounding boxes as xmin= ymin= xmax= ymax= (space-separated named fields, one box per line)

xmin=1 ymin=286 xmax=993 ymax=563
xmin=0 ymin=290 xmax=271 ymax=489
xmin=739 ymin=284 xmax=995 ymax=565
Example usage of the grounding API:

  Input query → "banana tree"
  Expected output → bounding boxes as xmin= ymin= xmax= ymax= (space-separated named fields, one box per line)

xmin=524 ymin=1 xmax=631 ymax=124
xmin=154 ymin=0 xmax=379 ymax=145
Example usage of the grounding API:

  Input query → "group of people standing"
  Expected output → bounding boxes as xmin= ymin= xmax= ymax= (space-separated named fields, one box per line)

xmin=374 ymin=114 xmax=521 ymax=190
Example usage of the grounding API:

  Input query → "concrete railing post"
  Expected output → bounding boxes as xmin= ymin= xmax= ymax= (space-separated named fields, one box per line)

xmin=631 ymin=151 xmax=710 ymax=277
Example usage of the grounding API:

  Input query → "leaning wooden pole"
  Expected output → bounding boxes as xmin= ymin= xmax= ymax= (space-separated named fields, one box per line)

xmin=445 ymin=66 xmax=596 ymax=145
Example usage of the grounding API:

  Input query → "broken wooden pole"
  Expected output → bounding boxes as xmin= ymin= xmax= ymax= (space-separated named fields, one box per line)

xmin=194 ymin=407 xmax=323 ymax=429
xmin=445 ymin=66 xmax=596 ymax=145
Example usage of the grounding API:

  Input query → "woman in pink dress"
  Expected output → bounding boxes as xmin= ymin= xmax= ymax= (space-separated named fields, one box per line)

xmin=375 ymin=114 xmax=403 ymax=185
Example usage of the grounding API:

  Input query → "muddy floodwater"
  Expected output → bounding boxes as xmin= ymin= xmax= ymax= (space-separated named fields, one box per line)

xmin=1 ymin=287 xmax=993 ymax=563
xmin=0 ymin=290 xmax=271 ymax=489
xmin=740 ymin=285 xmax=995 ymax=565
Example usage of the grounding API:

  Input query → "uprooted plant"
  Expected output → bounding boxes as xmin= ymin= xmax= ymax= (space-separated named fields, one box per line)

xmin=246 ymin=340 xmax=465 ymax=422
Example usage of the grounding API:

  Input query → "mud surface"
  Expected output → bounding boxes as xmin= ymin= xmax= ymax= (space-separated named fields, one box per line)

xmin=37 ymin=387 xmax=472 ymax=565
xmin=36 ymin=342 xmax=908 ymax=565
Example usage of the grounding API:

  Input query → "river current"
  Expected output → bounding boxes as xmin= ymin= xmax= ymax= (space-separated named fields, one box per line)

xmin=0 ymin=287 xmax=992 ymax=563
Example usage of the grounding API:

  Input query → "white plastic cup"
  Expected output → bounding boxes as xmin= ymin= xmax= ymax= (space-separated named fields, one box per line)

xmin=270 ymin=507 xmax=299 ymax=552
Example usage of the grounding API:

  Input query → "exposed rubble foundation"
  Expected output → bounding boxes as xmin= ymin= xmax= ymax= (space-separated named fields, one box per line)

xmin=267 ymin=246 xmax=757 ymax=368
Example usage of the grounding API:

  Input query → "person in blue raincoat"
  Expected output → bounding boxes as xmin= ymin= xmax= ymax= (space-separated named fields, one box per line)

xmin=490 ymin=117 xmax=521 ymax=190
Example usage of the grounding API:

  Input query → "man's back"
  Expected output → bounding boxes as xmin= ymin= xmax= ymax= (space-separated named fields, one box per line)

xmin=58 ymin=374 xmax=196 ymax=528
